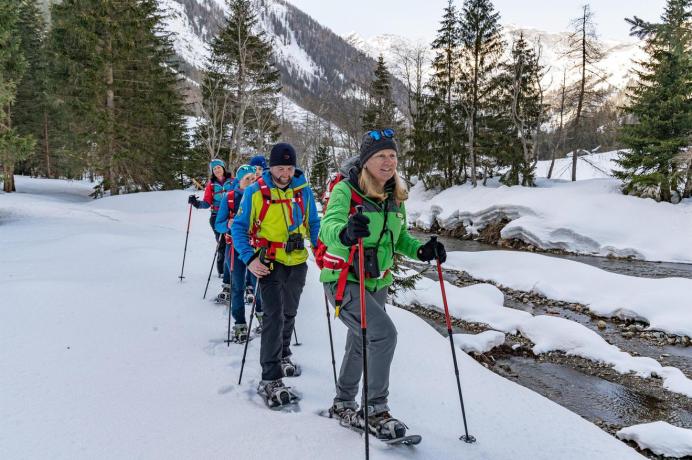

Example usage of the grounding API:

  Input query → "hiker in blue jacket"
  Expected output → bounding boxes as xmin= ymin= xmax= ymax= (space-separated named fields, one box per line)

xmin=215 ymin=165 xmax=263 ymax=342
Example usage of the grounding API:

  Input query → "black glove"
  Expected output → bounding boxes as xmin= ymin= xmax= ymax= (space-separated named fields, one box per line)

xmin=417 ymin=238 xmax=446 ymax=263
xmin=188 ymin=195 xmax=200 ymax=208
xmin=339 ymin=213 xmax=371 ymax=247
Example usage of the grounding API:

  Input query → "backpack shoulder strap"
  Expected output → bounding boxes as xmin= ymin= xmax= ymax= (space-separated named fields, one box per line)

xmin=252 ymin=178 xmax=272 ymax=236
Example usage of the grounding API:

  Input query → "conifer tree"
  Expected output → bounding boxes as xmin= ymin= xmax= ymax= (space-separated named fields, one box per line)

xmin=13 ymin=0 xmax=51 ymax=177
xmin=197 ymin=0 xmax=281 ymax=168
xmin=494 ymin=33 xmax=546 ymax=186
xmin=0 ymin=0 xmax=35 ymax=192
xmin=426 ymin=0 xmax=464 ymax=188
xmin=391 ymin=42 xmax=430 ymax=182
xmin=615 ymin=0 xmax=692 ymax=202
xmin=49 ymin=0 xmax=189 ymax=193
xmin=362 ymin=55 xmax=400 ymax=131
xmin=310 ymin=144 xmax=331 ymax=200
xmin=458 ymin=0 xmax=505 ymax=187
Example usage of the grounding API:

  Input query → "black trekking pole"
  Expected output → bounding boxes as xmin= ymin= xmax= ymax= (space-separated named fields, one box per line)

xmin=432 ymin=235 xmax=476 ymax=443
xmin=355 ymin=205 xmax=370 ymax=460
xmin=293 ymin=328 xmax=301 ymax=346
xmin=324 ymin=293 xmax=338 ymax=390
xmin=225 ymin=244 xmax=235 ymax=346
xmin=179 ymin=203 xmax=193 ymax=281
xmin=203 ymin=237 xmax=223 ymax=299
xmin=238 ymin=291 xmax=258 ymax=385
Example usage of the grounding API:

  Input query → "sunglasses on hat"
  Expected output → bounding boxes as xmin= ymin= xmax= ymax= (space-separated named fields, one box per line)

xmin=366 ymin=128 xmax=395 ymax=141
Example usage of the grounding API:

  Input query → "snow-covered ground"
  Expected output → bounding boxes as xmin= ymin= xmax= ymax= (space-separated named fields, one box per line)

xmin=444 ymin=250 xmax=692 ymax=338
xmin=0 ymin=176 xmax=649 ymax=459
xmin=407 ymin=163 xmax=692 ymax=264
xmin=395 ymin=269 xmax=692 ymax=399
xmin=617 ymin=422 xmax=692 ymax=458
xmin=535 ymin=150 xmax=621 ymax=180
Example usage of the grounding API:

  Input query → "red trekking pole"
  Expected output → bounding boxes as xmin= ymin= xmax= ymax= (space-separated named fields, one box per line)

xmin=355 ymin=205 xmax=370 ymax=460
xmin=432 ymin=235 xmax=476 ymax=443
xmin=179 ymin=203 xmax=193 ymax=281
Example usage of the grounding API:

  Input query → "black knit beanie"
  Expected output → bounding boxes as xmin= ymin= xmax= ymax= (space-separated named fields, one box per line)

xmin=269 ymin=143 xmax=297 ymax=167
xmin=359 ymin=132 xmax=398 ymax=166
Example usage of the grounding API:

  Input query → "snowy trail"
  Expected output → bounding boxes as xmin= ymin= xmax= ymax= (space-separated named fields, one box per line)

xmin=0 ymin=177 xmax=644 ymax=459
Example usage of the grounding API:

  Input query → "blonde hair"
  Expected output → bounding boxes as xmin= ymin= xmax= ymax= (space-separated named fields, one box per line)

xmin=358 ymin=167 xmax=409 ymax=203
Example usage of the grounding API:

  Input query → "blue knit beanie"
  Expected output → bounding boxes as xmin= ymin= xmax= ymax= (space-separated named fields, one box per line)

xmin=236 ymin=164 xmax=255 ymax=182
xmin=209 ymin=158 xmax=226 ymax=172
xmin=249 ymin=155 xmax=267 ymax=169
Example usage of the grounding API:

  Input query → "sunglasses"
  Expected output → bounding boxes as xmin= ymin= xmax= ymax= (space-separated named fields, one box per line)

xmin=366 ymin=128 xmax=395 ymax=141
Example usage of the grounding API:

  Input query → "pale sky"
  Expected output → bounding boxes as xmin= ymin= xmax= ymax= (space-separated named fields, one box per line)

xmin=286 ymin=0 xmax=668 ymax=43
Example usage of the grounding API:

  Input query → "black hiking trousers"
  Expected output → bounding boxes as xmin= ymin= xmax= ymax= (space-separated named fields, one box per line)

xmin=258 ymin=261 xmax=308 ymax=381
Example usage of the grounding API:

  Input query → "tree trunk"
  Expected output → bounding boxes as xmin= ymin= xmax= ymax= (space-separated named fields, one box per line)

xmin=572 ymin=10 xmax=587 ymax=182
xmin=3 ymin=164 xmax=16 ymax=192
xmin=684 ymin=160 xmax=692 ymax=199
xmin=43 ymin=109 xmax=51 ymax=178
xmin=106 ymin=37 xmax=118 ymax=195
xmin=660 ymin=176 xmax=672 ymax=202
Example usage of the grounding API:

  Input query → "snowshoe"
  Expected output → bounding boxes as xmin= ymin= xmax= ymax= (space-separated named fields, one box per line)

xmin=281 ymin=356 xmax=301 ymax=377
xmin=215 ymin=283 xmax=231 ymax=303
xmin=253 ymin=312 xmax=263 ymax=334
xmin=318 ymin=406 xmax=421 ymax=446
xmin=257 ymin=379 xmax=299 ymax=408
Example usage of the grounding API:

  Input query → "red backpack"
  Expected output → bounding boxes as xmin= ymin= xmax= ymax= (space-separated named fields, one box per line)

xmin=313 ymin=158 xmax=363 ymax=316
xmin=314 ymin=157 xmax=362 ymax=270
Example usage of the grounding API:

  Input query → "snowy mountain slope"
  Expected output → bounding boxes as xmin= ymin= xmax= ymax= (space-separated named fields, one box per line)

xmin=0 ymin=176 xmax=645 ymax=459
xmin=157 ymin=0 xmax=402 ymax=133
xmin=346 ymin=26 xmax=646 ymax=94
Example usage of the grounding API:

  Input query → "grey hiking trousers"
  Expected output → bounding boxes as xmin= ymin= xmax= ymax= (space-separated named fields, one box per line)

xmin=325 ymin=282 xmax=397 ymax=414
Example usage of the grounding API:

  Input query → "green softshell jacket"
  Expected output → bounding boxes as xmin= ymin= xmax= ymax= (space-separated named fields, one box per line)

xmin=318 ymin=180 xmax=422 ymax=292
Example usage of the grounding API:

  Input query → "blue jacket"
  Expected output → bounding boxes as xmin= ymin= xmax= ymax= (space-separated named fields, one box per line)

xmin=231 ymin=169 xmax=320 ymax=266
xmin=201 ymin=174 xmax=234 ymax=213
xmin=214 ymin=187 xmax=244 ymax=235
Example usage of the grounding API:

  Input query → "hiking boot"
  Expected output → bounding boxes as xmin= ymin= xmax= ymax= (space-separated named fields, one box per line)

xmin=216 ymin=283 xmax=230 ymax=303
xmin=280 ymin=356 xmax=299 ymax=377
xmin=244 ymin=285 xmax=255 ymax=304
xmin=257 ymin=379 xmax=295 ymax=406
xmin=232 ymin=323 xmax=248 ymax=342
xmin=329 ymin=401 xmax=359 ymax=423
xmin=253 ymin=312 xmax=263 ymax=334
xmin=365 ymin=411 xmax=407 ymax=440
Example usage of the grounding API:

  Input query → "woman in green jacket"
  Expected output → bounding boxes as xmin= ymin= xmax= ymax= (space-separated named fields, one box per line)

xmin=319 ymin=129 xmax=446 ymax=439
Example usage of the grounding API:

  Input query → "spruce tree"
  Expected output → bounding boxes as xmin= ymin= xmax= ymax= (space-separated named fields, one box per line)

xmin=13 ymin=0 xmax=51 ymax=177
xmin=362 ymin=55 xmax=400 ymax=131
xmin=391 ymin=42 xmax=431 ymax=183
xmin=426 ymin=0 xmax=464 ymax=188
xmin=0 ymin=0 xmax=35 ymax=192
xmin=458 ymin=0 xmax=505 ymax=187
xmin=49 ymin=0 xmax=189 ymax=193
xmin=197 ymin=0 xmax=281 ymax=168
xmin=615 ymin=0 xmax=692 ymax=202
xmin=310 ymin=144 xmax=331 ymax=201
